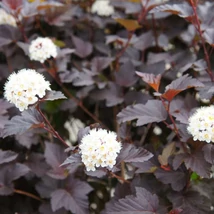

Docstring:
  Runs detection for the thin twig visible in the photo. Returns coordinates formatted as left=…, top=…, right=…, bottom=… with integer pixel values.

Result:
left=189, top=0, right=214, bottom=82
left=14, top=189, right=43, bottom=202
left=36, top=105, right=69, bottom=147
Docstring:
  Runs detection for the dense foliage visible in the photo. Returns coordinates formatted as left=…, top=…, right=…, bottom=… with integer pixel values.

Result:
left=1, top=0, right=214, bottom=213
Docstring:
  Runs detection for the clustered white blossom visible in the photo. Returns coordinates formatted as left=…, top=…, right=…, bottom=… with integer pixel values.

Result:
left=29, top=37, right=57, bottom=63
left=0, top=8, right=17, bottom=27
left=91, top=0, right=114, bottom=16
left=79, top=129, right=122, bottom=171
left=4, top=69, right=51, bottom=111
left=187, top=106, right=214, bottom=143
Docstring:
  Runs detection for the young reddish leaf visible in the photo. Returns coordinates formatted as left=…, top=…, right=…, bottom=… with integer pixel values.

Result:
left=158, top=142, right=176, bottom=166
left=154, top=169, right=187, bottom=191
left=149, top=3, right=193, bottom=18
left=2, top=0, right=23, bottom=11
left=162, top=74, right=204, bottom=101
left=115, top=18, right=142, bottom=31
left=72, top=35, right=93, bottom=58
left=44, top=142, right=67, bottom=179
left=104, top=187, right=159, bottom=213
left=136, top=72, right=161, bottom=92
left=2, top=108, right=43, bottom=138
left=51, top=176, right=93, bottom=214
left=117, top=100, right=167, bottom=126
left=117, top=143, right=153, bottom=164
left=202, top=144, right=214, bottom=165
left=44, top=90, right=67, bottom=101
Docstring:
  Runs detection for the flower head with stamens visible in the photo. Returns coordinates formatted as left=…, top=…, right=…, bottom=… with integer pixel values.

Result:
left=187, top=106, right=214, bottom=143
left=0, top=9, right=17, bottom=27
left=91, top=0, right=114, bottom=16
left=29, top=37, right=57, bottom=63
left=79, top=129, right=122, bottom=171
left=4, top=69, right=51, bottom=111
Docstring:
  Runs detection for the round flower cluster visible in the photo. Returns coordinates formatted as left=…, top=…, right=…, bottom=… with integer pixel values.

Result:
left=79, top=129, right=122, bottom=171
left=4, top=69, right=51, bottom=111
left=0, top=9, right=17, bottom=27
left=91, top=0, right=114, bottom=16
left=29, top=37, right=57, bottom=63
left=187, top=106, right=214, bottom=143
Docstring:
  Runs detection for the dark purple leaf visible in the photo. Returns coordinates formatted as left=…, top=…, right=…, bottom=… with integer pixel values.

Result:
left=154, top=169, right=187, bottom=191
left=51, top=176, right=93, bottom=214
left=115, top=60, right=138, bottom=87
left=138, top=61, right=165, bottom=75
left=44, top=90, right=67, bottom=101
left=44, top=142, right=67, bottom=179
left=124, top=91, right=152, bottom=105
left=168, top=190, right=211, bottom=214
left=149, top=3, right=193, bottom=18
left=16, top=41, right=30, bottom=55
left=173, top=151, right=211, bottom=178
left=85, top=169, right=107, bottom=178
left=36, top=176, right=59, bottom=199
left=204, top=28, right=214, bottom=45
left=91, top=57, right=113, bottom=73
left=72, top=35, right=93, bottom=58
left=0, top=25, right=21, bottom=47
left=117, top=143, right=153, bottom=164
left=133, top=31, right=154, bottom=51
left=25, top=153, right=50, bottom=177
left=104, top=187, right=159, bottom=214
left=2, top=108, right=43, bottom=138
left=15, top=130, right=40, bottom=148
left=0, top=150, right=17, bottom=165
left=0, top=163, right=30, bottom=195
left=90, top=82, right=124, bottom=107
left=202, top=144, right=214, bottom=165
left=117, top=100, right=167, bottom=126
left=77, top=126, right=90, bottom=144
left=39, top=203, right=67, bottom=214
left=60, top=153, right=82, bottom=168
left=162, top=74, right=204, bottom=101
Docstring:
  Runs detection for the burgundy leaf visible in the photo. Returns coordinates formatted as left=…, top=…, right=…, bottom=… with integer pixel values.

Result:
left=0, top=150, right=17, bottom=165
left=91, top=57, right=113, bottom=73
left=117, top=100, right=167, bottom=126
left=168, top=190, right=211, bottom=214
left=25, top=153, right=49, bottom=177
left=44, top=90, right=67, bottom=101
left=154, top=169, right=187, bottom=191
left=162, top=74, right=204, bottom=101
left=72, top=35, right=93, bottom=58
left=202, top=144, right=214, bottom=164
left=115, top=60, right=138, bottom=87
left=2, top=108, right=43, bottom=138
left=104, top=187, right=159, bottom=214
left=117, top=143, right=153, bottom=164
left=51, top=177, right=93, bottom=214
left=0, top=163, right=30, bottom=195
left=149, top=3, right=193, bottom=18
left=90, top=82, right=124, bottom=107
left=136, top=72, right=161, bottom=92
left=44, top=142, right=67, bottom=179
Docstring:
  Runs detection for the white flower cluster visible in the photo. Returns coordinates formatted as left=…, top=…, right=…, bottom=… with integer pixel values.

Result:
left=29, top=37, right=57, bottom=63
left=4, top=69, right=51, bottom=111
left=79, top=129, right=122, bottom=171
left=0, top=9, right=17, bottom=27
left=91, top=0, right=114, bottom=16
left=187, top=106, right=214, bottom=143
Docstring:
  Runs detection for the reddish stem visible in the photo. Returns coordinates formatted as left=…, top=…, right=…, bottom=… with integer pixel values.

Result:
left=14, top=189, right=42, bottom=202
left=36, top=105, right=69, bottom=147
left=189, top=0, right=214, bottom=82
